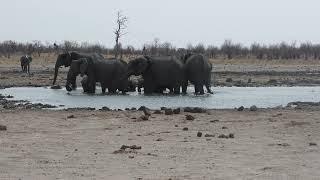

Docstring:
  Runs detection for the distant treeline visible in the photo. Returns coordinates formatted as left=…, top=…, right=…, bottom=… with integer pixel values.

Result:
left=1, top=39, right=320, bottom=60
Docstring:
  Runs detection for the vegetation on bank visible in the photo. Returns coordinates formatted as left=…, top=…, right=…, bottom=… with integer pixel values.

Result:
left=1, top=39, right=320, bottom=61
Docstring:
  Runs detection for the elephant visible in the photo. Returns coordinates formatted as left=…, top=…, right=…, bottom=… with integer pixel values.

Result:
left=81, top=75, right=95, bottom=93
left=126, top=56, right=184, bottom=94
left=181, top=53, right=213, bottom=94
left=20, top=55, right=32, bottom=74
left=52, top=52, right=104, bottom=89
left=65, top=57, right=128, bottom=94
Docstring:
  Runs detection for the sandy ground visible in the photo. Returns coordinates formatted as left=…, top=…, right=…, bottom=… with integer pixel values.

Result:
left=0, top=54, right=320, bottom=179
left=0, top=108, right=319, bottom=179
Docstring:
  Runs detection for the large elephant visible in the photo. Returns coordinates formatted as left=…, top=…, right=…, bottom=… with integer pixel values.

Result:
left=52, top=52, right=104, bottom=86
left=126, top=56, right=184, bottom=94
left=65, top=58, right=128, bottom=94
left=181, top=53, right=213, bottom=94
left=20, top=55, right=32, bottom=74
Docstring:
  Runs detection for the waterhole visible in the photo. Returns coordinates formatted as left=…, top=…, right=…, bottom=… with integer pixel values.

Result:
left=1, top=86, right=319, bottom=109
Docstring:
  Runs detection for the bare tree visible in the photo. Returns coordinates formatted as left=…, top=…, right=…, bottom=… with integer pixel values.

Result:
left=114, top=11, right=128, bottom=59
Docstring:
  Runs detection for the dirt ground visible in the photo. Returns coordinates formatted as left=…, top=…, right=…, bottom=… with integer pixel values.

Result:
left=0, top=54, right=320, bottom=179
left=0, top=108, right=319, bottom=179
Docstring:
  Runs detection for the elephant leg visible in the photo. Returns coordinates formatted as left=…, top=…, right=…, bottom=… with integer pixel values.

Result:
left=101, top=87, right=106, bottom=94
left=27, top=64, right=30, bottom=74
left=205, top=84, right=213, bottom=94
left=182, top=81, right=188, bottom=94
left=144, top=84, right=155, bottom=95
left=194, top=84, right=204, bottom=95
left=173, top=85, right=180, bottom=94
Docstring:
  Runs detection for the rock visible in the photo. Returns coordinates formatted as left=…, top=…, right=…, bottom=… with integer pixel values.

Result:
left=125, top=108, right=130, bottom=111
left=222, top=126, right=228, bottom=129
left=247, top=78, right=252, bottom=83
left=309, top=142, right=317, bottom=146
left=173, top=108, right=181, bottom=114
left=50, top=85, right=62, bottom=89
left=131, top=107, right=137, bottom=111
left=184, top=107, right=206, bottom=113
left=143, top=108, right=151, bottom=116
left=210, top=120, right=219, bottom=123
left=138, top=106, right=149, bottom=111
left=0, top=125, right=7, bottom=131
left=183, top=107, right=192, bottom=112
left=185, top=114, right=195, bottom=121
left=6, top=95, right=13, bottom=98
left=117, top=109, right=123, bottom=111
left=153, top=110, right=162, bottom=114
left=160, top=107, right=167, bottom=110
left=204, top=134, right=214, bottom=137
left=249, top=105, right=258, bottom=111
left=226, top=78, right=233, bottom=82
left=67, top=115, right=75, bottom=119
left=182, top=127, right=188, bottom=131
left=128, top=155, right=134, bottom=159
left=155, top=138, right=164, bottom=141
left=174, top=125, right=178, bottom=127
left=100, top=106, right=110, bottom=111
left=229, top=133, right=234, bottom=138
left=120, top=145, right=142, bottom=150
left=237, top=106, right=244, bottom=111
left=197, top=132, right=202, bottom=137
left=218, top=134, right=229, bottom=139
left=164, top=108, right=173, bottom=115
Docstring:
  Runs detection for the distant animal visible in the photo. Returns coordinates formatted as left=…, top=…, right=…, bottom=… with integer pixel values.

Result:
left=20, top=55, right=32, bottom=74
left=181, top=53, right=213, bottom=94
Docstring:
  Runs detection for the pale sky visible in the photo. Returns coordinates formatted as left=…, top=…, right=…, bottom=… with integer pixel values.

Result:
left=1, top=0, right=320, bottom=48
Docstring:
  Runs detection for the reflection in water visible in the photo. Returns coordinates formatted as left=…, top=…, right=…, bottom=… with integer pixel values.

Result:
left=0, top=86, right=320, bottom=109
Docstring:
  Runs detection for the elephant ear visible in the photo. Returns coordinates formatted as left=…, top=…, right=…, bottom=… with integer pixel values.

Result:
left=79, top=58, right=88, bottom=77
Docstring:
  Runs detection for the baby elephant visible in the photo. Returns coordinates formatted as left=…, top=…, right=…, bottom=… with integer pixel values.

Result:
left=20, top=55, right=32, bottom=74
left=81, top=76, right=95, bottom=94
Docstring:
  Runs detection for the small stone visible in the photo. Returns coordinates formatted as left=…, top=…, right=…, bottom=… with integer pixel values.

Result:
left=174, top=125, right=178, bottom=127
left=182, top=127, right=188, bottom=131
left=197, top=132, right=202, bottom=137
left=222, top=126, right=228, bottom=129
left=153, top=110, right=162, bottom=114
left=128, top=155, right=134, bottom=159
left=74, top=149, right=78, bottom=151
left=164, top=108, right=173, bottom=115
left=94, top=152, right=98, bottom=155
left=0, top=125, right=7, bottom=131
left=309, top=142, right=317, bottom=146
left=218, top=134, right=229, bottom=139
left=156, top=138, right=164, bottom=141
left=67, top=115, right=75, bottom=119
left=237, top=106, right=244, bottom=111
left=125, top=108, right=130, bottom=111
left=185, top=114, right=195, bottom=120
left=138, top=106, right=148, bottom=111
left=229, top=133, right=234, bottom=138
left=131, top=107, right=137, bottom=111
left=100, top=106, right=110, bottom=111
left=160, top=107, right=167, bottom=110
left=117, top=109, right=123, bottom=111
left=50, top=85, right=62, bottom=89
left=173, top=108, right=181, bottom=114
left=210, top=120, right=219, bottom=123
left=183, top=107, right=192, bottom=112
left=204, top=134, right=214, bottom=137
left=249, top=105, right=258, bottom=111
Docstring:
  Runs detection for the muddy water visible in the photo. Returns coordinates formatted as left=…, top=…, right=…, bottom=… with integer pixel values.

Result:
left=1, top=87, right=320, bottom=109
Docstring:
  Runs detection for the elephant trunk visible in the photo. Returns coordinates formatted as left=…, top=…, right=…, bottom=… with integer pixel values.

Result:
left=53, top=60, right=62, bottom=85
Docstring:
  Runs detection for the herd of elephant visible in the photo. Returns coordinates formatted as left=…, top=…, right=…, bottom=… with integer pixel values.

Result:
left=52, top=52, right=213, bottom=95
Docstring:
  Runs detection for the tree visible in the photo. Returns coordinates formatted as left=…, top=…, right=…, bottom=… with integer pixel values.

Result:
left=114, top=11, right=128, bottom=59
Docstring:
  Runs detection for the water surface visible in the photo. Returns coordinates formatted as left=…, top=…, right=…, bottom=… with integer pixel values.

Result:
left=1, top=86, right=319, bottom=109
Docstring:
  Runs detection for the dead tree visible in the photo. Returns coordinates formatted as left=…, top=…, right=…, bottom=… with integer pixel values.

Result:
left=114, top=11, right=128, bottom=59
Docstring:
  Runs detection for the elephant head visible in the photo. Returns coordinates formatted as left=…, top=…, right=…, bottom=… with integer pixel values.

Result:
left=65, top=58, right=89, bottom=92
left=53, top=52, right=72, bottom=85
left=126, top=56, right=152, bottom=77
